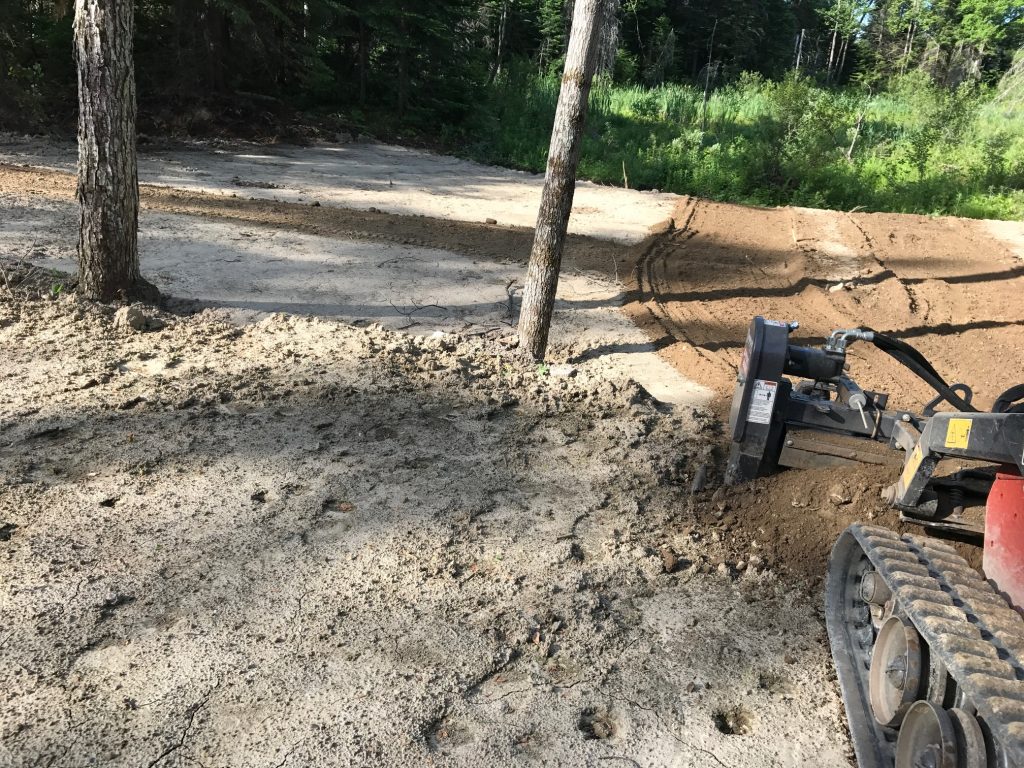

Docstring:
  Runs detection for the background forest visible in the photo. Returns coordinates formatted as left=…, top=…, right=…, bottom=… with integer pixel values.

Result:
left=2, top=0, right=1023, bottom=218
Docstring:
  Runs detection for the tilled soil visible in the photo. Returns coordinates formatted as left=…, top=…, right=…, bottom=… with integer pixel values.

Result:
left=627, top=196, right=1024, bottom=411
left=624, top=196, right=1024, bottom=580
left=0, top=285, right=851, bottom=767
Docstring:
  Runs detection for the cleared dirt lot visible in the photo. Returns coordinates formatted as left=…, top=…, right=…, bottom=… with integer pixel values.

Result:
left=1, top=288, right=847, bottom=768
left=628, top=196, right=1024, bottom=413
left=1, top=137, right=1022, bottom=767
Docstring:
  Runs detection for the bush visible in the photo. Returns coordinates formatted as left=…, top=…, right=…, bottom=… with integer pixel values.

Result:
left=454, top=66, right=1024, bottom=221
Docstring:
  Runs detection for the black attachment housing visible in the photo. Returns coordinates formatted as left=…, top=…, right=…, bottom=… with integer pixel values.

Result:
left=726, top=317, right=917, bottom=485
left=725, top=317, right=792, bottom=483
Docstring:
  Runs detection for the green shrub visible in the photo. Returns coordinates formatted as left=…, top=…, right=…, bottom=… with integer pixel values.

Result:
left=454, top=67, right=1024, bottom=221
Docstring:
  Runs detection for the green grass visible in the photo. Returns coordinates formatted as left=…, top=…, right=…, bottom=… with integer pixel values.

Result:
left=456, top=67, right=1024, bottom=221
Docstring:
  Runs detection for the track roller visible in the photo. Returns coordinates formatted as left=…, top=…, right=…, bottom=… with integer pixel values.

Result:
left=895, top=702, right=986, bottom=768
left=870, top=616, right=924, bottom=727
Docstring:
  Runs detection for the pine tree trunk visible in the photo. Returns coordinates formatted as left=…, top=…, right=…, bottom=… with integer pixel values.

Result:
left=396, top=14, right=409, bottom=117
left=74, top=0, right=153, bottom=302
left=517, top=0, right=605, bottom=361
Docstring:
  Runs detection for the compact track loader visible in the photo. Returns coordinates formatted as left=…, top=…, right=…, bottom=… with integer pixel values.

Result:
left=725, top=316, right=1024, bottom=768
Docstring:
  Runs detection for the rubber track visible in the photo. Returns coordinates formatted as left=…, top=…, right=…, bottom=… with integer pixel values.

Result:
left=850, top=523, right=1024, bottom=764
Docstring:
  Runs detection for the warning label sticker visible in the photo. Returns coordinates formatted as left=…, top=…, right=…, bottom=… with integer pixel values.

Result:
left=746, top=379, right=778, bottom=425
left=944, top=418, right=973, bottom=450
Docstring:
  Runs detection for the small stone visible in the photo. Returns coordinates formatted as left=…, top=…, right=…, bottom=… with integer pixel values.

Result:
left=685, top=681, right=697, bottom=693
left=485, top=217, right=498, bottom=225
left=659, top=547, right=679, bottom=574
left=548, top=364, right=576, bottom=378
left=113, top=306, right=146, bottom=332
left=828, top=483, right=852, bottom=505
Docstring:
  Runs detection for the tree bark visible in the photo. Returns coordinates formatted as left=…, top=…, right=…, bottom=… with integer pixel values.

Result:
left=701, top=19, right=718, bottom=131
left=397, top=14, right=409, bottom=117
left=489, top=0, right=509, bottom=83
left=517, top=0, right=605, bottom=361
left=827, top=26, right=839, bottom=82
left=74, top=0, right=153, bottom=302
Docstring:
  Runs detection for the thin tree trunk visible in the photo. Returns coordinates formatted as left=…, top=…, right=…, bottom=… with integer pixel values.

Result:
left=358, top=19, right=368, bottom=104
left=173, top=0, right=185, bottom=95
left=846, top=113, right=863, bottom=161
left=517, top=0, right=605, bottom=361
left=795, top=28, right=804, bottom=73
left=397, top=15, right=409, bottom=117
left=74, top=0, right=154, bottom=302
left=490, top=0, right=509, bottom=82
left=902, top=20, right=915, bottom=74
left=701, top=19, right=717, bottom=131
left=827, top=26, right=839, bottom=82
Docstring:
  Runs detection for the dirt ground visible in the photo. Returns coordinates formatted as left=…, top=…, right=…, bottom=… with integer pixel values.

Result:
left=2, top=136, right=1023, bottom=767
left=0, top=161, right=710, bottom=408
left=628, top=196, right=1024, bottom=412
left=1, top=278, right=849, bottom=768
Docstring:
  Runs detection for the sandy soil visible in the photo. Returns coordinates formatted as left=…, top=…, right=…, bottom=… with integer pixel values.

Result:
left=0, top=281, right=850, bottom=768
left=3, top=135, right=1024, bottom=767
left=0, top=162, right=710, bottom=408
left=0, top=137, right=676, bottom=244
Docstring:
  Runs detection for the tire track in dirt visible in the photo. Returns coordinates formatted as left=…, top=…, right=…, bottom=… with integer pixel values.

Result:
left=629, top=198, right=734, bottom=383
left=624, top=198, right=1024, bottom=414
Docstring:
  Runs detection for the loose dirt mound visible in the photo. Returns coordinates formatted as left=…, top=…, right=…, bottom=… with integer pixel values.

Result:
left=0, top=293, right=851, bottom=767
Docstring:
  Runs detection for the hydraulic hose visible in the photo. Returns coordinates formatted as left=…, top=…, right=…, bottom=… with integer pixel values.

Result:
left=993, top=384, right=1024, bottom=414
left=862, top=328, right=979, bottom=413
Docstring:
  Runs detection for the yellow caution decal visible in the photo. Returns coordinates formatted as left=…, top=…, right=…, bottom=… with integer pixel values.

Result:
left=944, top=418, right=973, bottom=450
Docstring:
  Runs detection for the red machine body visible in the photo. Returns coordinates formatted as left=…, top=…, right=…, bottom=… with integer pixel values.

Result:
left=984, top=471, right=1024, bottom=612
